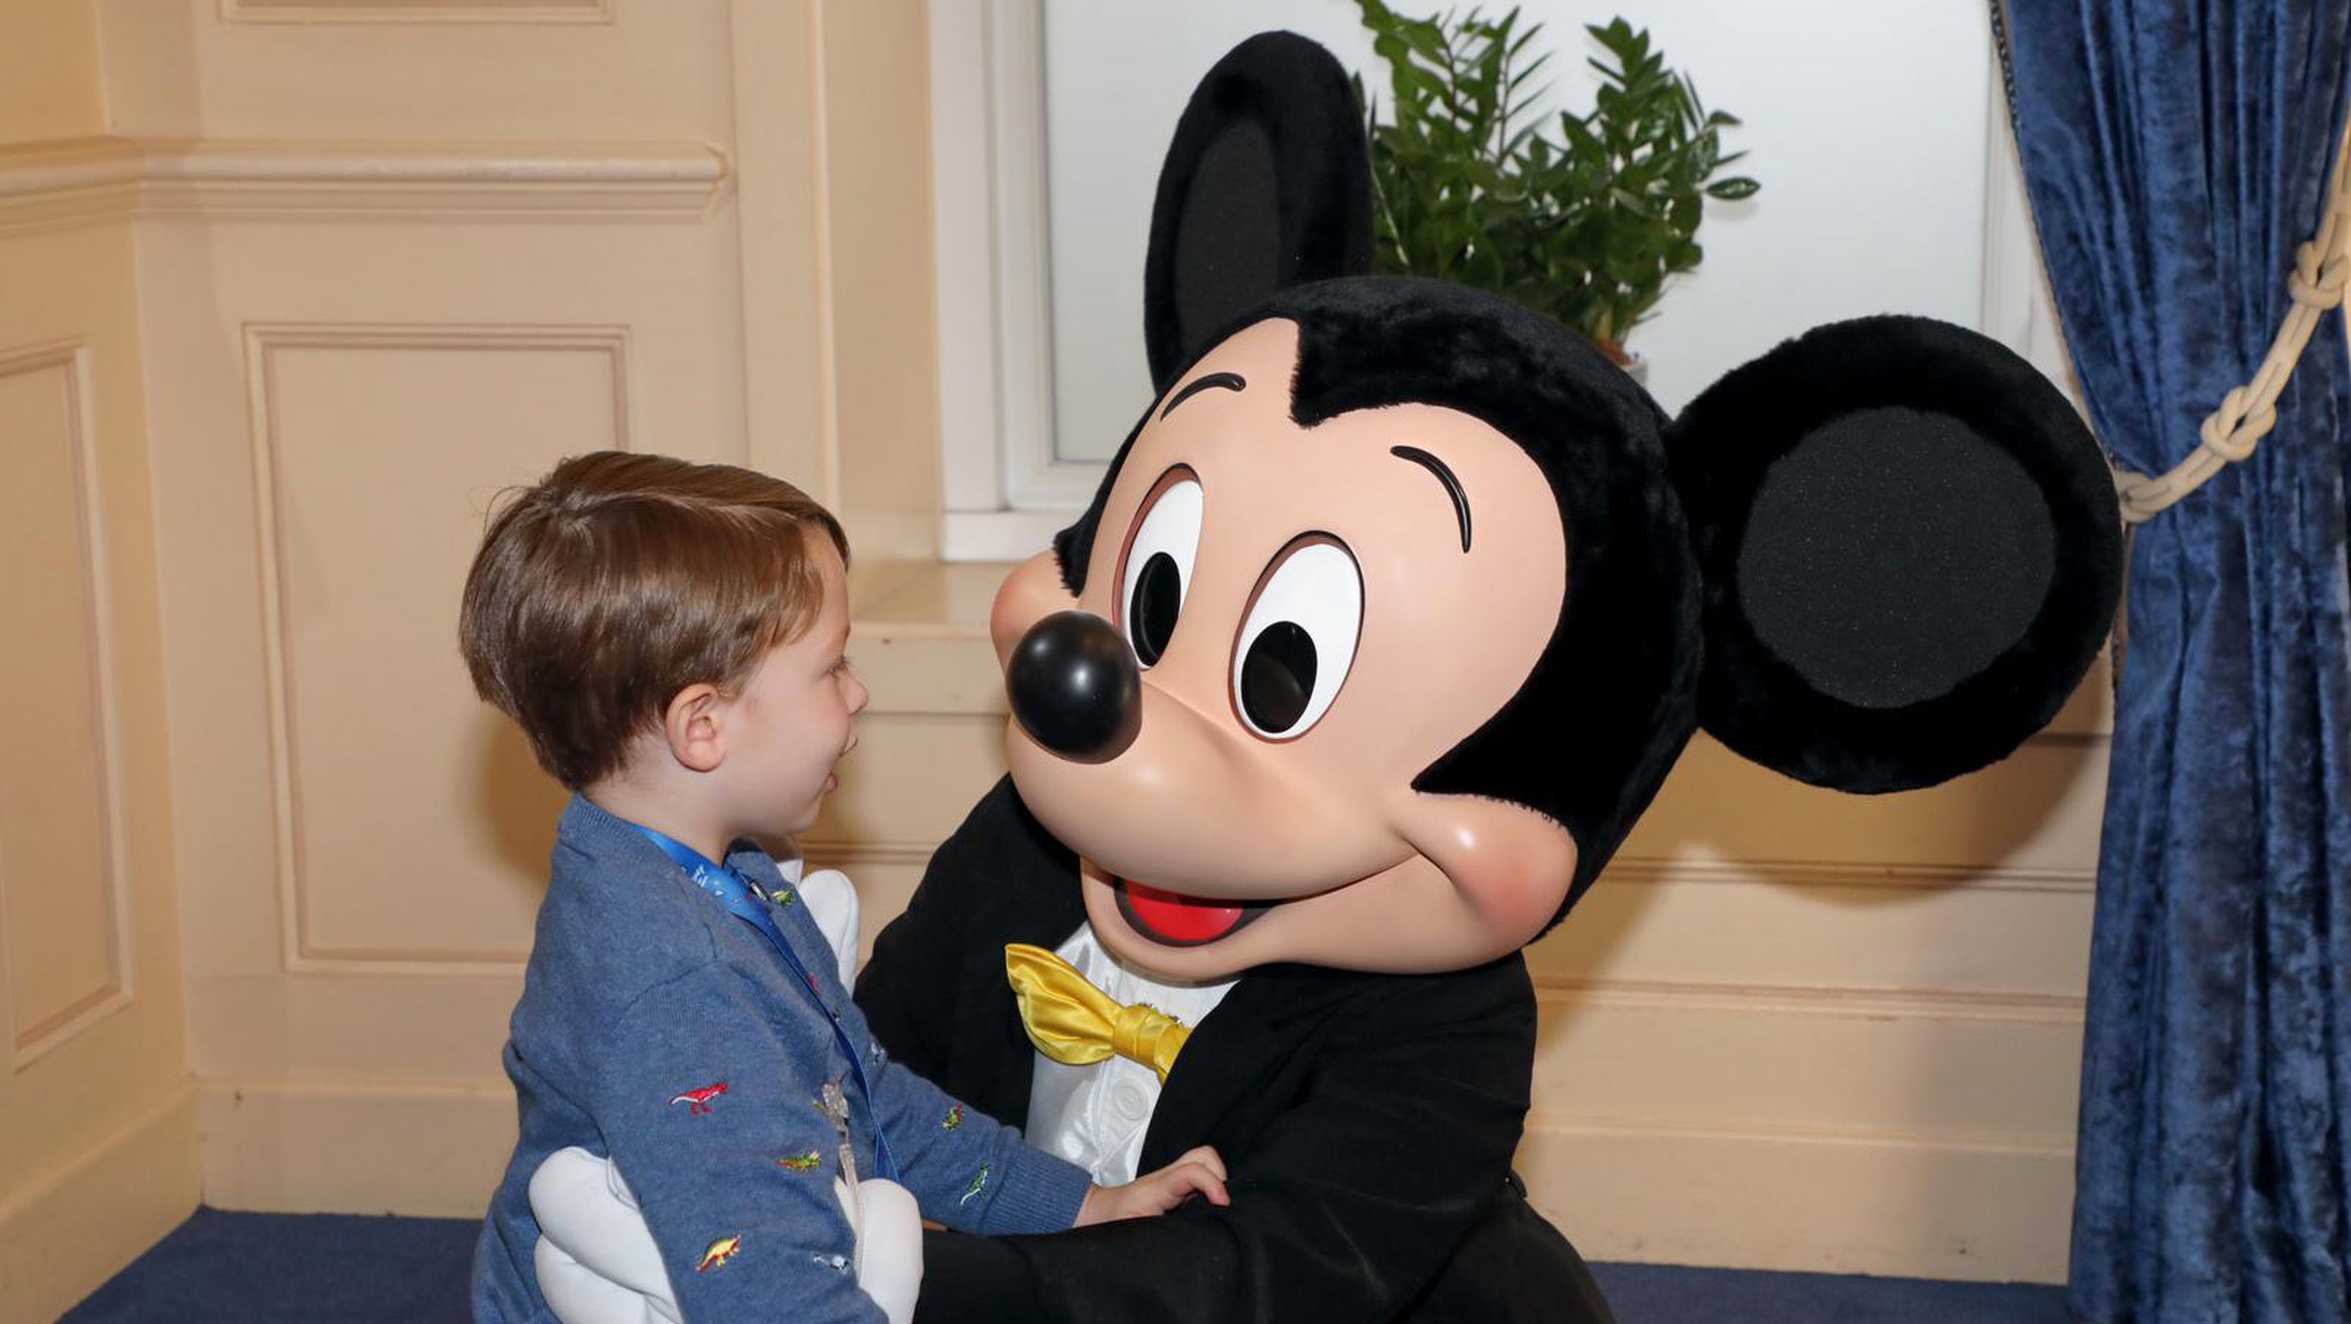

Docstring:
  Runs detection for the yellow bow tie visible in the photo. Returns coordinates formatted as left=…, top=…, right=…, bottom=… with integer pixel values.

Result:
left=1004, top=943, right=1192, bottom=1084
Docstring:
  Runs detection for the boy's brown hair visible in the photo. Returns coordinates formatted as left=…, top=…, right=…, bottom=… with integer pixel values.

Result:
left=459, top=451, right=849, bottom=790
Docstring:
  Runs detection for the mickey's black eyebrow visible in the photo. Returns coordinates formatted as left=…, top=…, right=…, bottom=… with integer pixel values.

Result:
left=1159, top=372, right=1246, bottom=420
left=1391, top=445, right=1472, bottom=553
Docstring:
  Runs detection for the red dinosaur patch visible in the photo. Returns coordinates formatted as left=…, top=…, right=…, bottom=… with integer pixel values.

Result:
left=670, top=1082, right=729, bottom=1116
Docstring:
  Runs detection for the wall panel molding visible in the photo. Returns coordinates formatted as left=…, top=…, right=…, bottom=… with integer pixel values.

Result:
left=0, top=339, right=136, bottom=1072
left=0, top=139, right=142, bottom=236
left=1528, top=1106, right=2073, bottom=1160
left=0, top=137, right=727, bottom=234
left=1600, top=853, right=2094, bottom=896
left=220, top=0, right=613, bottom=24
left=244, top=323, right=629, bottom=976
left=1535, top=974, right=2083, bottom=1026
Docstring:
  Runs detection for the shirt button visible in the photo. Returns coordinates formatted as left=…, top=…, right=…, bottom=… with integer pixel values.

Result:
left=1113, top=1083, right=1148, bottom=1121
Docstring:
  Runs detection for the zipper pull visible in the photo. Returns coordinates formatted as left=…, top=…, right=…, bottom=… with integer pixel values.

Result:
left=820, top=1080, right=861, bottom=1189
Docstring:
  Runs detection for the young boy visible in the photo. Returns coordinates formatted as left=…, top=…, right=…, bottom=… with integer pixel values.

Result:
left=464, top=453, right=1225, bottom=1323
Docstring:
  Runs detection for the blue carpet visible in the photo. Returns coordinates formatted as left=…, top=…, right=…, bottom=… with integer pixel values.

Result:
left=62, top=1208, right=2072, bottom=1322
left=64, top=1209, right=478, bottom=1323
left=1590, top=1260, right=2070, bottom=1323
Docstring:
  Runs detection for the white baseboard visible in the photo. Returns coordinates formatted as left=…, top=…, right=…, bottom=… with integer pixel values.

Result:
left=0, top=1081, right=201, bottom=1324
left=1521, top=1113, right=2074, bottom=1284
left=198, top=1078, right=518, bottom=1220
left=192, top=1075, right=2074, bottom=1284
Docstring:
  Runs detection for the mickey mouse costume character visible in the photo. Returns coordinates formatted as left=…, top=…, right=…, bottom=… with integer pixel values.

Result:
left=530, top=30, right=2120, bottom=1324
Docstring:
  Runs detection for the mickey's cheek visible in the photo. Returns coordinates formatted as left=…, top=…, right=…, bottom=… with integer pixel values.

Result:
left=1387, top=789, right=1579, bottom=948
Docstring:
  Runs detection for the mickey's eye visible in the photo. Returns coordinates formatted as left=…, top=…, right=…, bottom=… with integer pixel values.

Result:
left=1118, top=470, right=1202, bottom=669
left=1232, top=536, right=1362, bottom=739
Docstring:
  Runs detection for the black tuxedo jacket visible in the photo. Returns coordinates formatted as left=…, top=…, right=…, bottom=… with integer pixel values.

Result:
left=854, top=778, right=1615, bottom=1323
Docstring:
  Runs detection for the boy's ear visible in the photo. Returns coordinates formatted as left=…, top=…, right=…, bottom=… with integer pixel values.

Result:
left=662, top=682, right=727, bottom=774
left=1143, top=30, right=1372, bottom=392
left=1667, top=315, right=2122, bottom=793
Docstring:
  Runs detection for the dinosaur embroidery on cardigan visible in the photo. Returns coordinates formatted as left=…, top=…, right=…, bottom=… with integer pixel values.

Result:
left=696, top=1235, right=743, bottom=1273
left=670, top=1082, right=729, bottom=1116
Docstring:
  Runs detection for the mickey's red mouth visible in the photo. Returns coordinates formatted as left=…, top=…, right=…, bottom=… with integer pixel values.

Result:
left=1113, top=877, right=1272, bottom=947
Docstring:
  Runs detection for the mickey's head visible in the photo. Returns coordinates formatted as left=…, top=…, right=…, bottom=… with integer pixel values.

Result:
left=991, top=32, right=2120, bottom=982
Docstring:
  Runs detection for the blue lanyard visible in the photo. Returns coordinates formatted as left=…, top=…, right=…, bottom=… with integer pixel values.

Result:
left=628, top=822, right=900, bottom=1182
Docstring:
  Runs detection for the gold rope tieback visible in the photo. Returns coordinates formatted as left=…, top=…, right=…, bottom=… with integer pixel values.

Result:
left=2110, top=111, right=2351, bottom=523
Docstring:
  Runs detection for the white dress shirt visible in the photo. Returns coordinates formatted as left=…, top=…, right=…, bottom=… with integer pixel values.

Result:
left=1023, top=923, right=1238, bottom=1185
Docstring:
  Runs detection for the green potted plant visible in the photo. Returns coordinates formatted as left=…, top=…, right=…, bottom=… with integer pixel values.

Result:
left=1350, top=0, right=1758, bottom=373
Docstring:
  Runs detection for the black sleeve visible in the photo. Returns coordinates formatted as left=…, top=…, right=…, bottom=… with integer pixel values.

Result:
left=913, top=960, right=1540, bottom=1324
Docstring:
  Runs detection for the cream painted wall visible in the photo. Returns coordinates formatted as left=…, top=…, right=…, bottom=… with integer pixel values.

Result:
left=0, top=225, right=199, bottom=1324
left=0, top=2, right=105, bottom=142
left=0, top=10, right=199, bottom=1323
left=87, top=0, right=945, bottom=1218
left=823, top=0, right=946, bottom=560
left=5, top=0, right=2109, bottom=1310
left=98, top=0, right=766, bottom=1219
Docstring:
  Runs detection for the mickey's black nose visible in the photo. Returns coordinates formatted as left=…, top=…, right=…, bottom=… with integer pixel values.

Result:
left=1006, top=611, right=1141, bottom=764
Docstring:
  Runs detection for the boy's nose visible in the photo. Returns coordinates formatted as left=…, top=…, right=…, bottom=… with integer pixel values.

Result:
left=1005, top=611, right=1141, bottom=764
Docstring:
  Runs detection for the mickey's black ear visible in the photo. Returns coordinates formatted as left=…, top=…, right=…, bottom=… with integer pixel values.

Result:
left=1669, top=316, right=2121, bottom=793
left=1143, top=31, right=1373, bottom=392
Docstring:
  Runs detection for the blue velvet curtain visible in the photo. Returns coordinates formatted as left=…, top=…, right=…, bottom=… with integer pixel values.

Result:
left=2002, top=3, right=2351, bottom=1320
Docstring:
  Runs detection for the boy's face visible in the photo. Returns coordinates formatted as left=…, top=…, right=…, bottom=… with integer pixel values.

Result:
left=720, top=539, right=867, bottom=837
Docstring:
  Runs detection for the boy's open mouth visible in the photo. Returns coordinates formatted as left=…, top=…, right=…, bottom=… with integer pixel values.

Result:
left=1113, top=876, right=1272, bottom=946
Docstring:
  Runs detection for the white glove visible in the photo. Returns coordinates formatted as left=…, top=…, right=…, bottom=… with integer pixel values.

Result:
left=531, top=1147, right=681, bottom=1324
left=845, top=1176, right=923, bottom=1324
left=528, top=1147, right=920, bottom=1324
left=794, top=865, right=862, bottom=989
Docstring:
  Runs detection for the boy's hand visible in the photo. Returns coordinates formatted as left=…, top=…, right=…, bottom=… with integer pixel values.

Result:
left=1072, top=1146, right=1230, bottom=1226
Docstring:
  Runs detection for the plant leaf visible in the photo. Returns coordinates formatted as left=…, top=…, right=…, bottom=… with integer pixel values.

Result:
left=1354, top=0, right=1752, bottom=341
